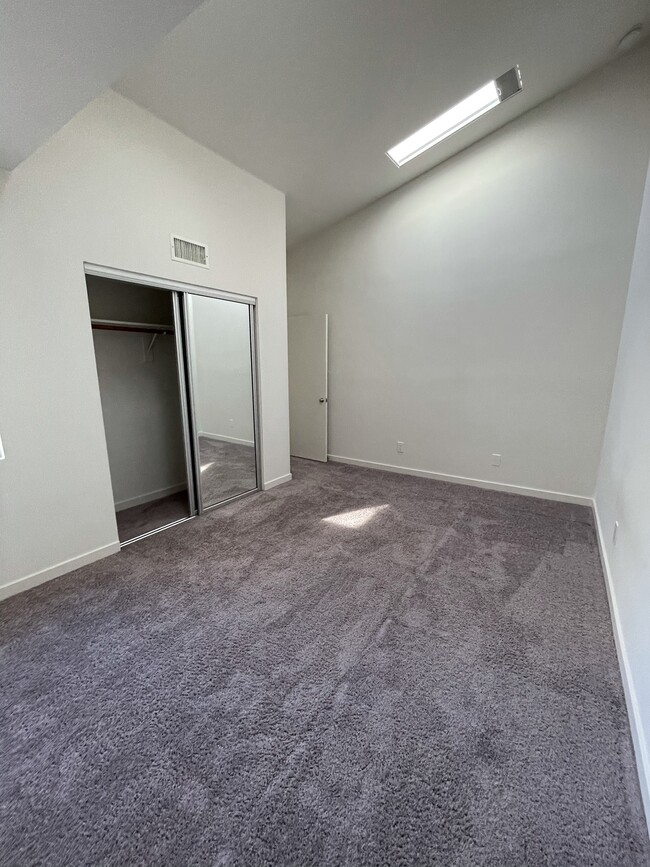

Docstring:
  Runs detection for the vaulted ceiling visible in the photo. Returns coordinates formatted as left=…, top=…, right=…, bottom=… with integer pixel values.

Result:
left=3, top=0, right=650, bottom=246
left=116, top=0, right=650, bottom=245
left=0, top=0, right=204, bottom=170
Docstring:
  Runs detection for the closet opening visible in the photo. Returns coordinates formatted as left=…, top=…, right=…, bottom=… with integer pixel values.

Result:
left=85, top=267, right=261, bottom=546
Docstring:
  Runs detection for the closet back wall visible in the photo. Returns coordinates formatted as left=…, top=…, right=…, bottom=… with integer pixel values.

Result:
left=288, top=46, right=650, bottom=500
left=0, top=90, right=289, bottom=599
left=88, top=278, right=186, bottom=511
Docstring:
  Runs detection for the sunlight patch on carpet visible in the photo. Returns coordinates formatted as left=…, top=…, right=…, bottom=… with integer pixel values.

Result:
left=322, top=504, right=389, bottom=529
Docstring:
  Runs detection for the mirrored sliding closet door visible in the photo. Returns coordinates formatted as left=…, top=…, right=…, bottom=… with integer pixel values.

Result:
left=184, top=293, right=258, bottom=512
left=87, top=268, right=260, bottom=545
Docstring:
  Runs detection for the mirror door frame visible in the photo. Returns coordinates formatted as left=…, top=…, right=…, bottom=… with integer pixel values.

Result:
left=181, top=290, right=261, bottom=514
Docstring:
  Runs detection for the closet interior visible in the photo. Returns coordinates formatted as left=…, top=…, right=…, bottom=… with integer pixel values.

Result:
left=86, top=273, right=259, bottom=544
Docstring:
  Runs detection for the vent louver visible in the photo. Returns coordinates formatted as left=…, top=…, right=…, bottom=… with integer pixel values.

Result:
left=170, top=235, right=209, bottom=268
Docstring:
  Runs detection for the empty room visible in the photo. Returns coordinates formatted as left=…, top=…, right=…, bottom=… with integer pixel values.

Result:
left=1, top=0, right=649, bottom=864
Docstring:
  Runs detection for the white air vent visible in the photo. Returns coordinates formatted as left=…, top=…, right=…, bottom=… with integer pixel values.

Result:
left=170, top=234, right=209, bottom=268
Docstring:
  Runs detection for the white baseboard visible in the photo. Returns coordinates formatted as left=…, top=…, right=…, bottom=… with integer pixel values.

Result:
left=327, top=454, right=591, bottom=506
left=263, top=473, right=292, bottom=490
left=115, top=483, right=186, bottom=512
left=592, top=501, right=650, bottom=826
left=0, top=541, right=121, bottom=602
left=199, top=431, right=255, bottom=447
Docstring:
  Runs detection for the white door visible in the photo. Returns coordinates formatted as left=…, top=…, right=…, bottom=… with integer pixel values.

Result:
left=288, top=314, right=328, bottom=461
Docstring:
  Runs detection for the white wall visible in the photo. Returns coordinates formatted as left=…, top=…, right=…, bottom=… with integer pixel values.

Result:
left=288, top=46, right=650, bottom=502
left=188, top=295, right=255, bottom=444
left=88, top=277, right=187, bottom=510
left=0, top=90, right=290, bottom=598
left=93, top=329, right=188, bottom=509
left=92, top=330, right=187, bottom=510
left=595, top=156, right=650, bottom=821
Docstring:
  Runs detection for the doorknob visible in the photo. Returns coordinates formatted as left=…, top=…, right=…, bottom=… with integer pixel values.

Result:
left=319, top=397, right=327, bottom=403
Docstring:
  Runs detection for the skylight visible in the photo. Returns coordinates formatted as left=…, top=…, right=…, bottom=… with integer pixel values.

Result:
left=386, top=66, right=522, bottom=167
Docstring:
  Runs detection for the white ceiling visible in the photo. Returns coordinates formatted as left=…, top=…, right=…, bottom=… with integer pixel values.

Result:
left=116, top=0, right=650, bottom=246
left=4, top=1, right=649, bottom=244
left=0, top=0, right=205, bottom=170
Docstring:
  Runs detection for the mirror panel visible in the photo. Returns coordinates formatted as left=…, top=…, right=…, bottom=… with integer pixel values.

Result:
left=187, top=294, right=257, bottom=509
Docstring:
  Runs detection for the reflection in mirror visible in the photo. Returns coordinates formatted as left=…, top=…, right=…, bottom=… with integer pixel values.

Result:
left=188, top=294, right=257, bottom=509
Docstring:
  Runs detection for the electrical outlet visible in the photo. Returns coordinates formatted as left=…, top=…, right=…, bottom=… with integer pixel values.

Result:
left=396, top=441, right=405, bottom=454
left=491, top=453, right=502, bottom=467
left=613, top=521, right=620, bottom=546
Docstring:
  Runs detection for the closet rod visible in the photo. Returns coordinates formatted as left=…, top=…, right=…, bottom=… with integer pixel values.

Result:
left=90, top=318, right=174, bottom=335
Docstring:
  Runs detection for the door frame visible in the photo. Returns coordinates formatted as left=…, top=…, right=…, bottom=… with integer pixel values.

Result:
left=84, top=263, right=257, bottom=305
left=84, top=262, right=263, bottom=536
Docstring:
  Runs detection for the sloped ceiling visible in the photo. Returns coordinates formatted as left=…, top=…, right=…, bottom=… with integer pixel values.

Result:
left=0, top=0, right=205, bottom=169
left=116, top=0, right=650, bottom=245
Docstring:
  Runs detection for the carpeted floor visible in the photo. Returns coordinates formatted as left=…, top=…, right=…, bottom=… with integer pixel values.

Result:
left=114, top=440, right=256, bottom=542
left=199, top=436, right=257, bottom=507
left=1, top=459, right=648, bottom=866
left=116, top=490, right=190, bottom=542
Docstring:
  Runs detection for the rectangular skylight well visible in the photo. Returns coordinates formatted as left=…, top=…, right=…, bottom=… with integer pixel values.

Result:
left=386, top=66, right=522, bottom=167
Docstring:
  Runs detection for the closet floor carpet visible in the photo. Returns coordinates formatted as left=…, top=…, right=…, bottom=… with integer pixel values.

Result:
left=1, top=459, right=648, bottom=866
left=116, top=491, right=190, bottom=542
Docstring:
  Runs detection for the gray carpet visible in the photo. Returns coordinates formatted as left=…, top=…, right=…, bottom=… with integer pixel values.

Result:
left=115, top=438, right=256, bottom=543
left=116, top=490, right=190, bottom=542
left=198, top=436, right=257, bottom=507
left=1, top=459, right=648, bottom=866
